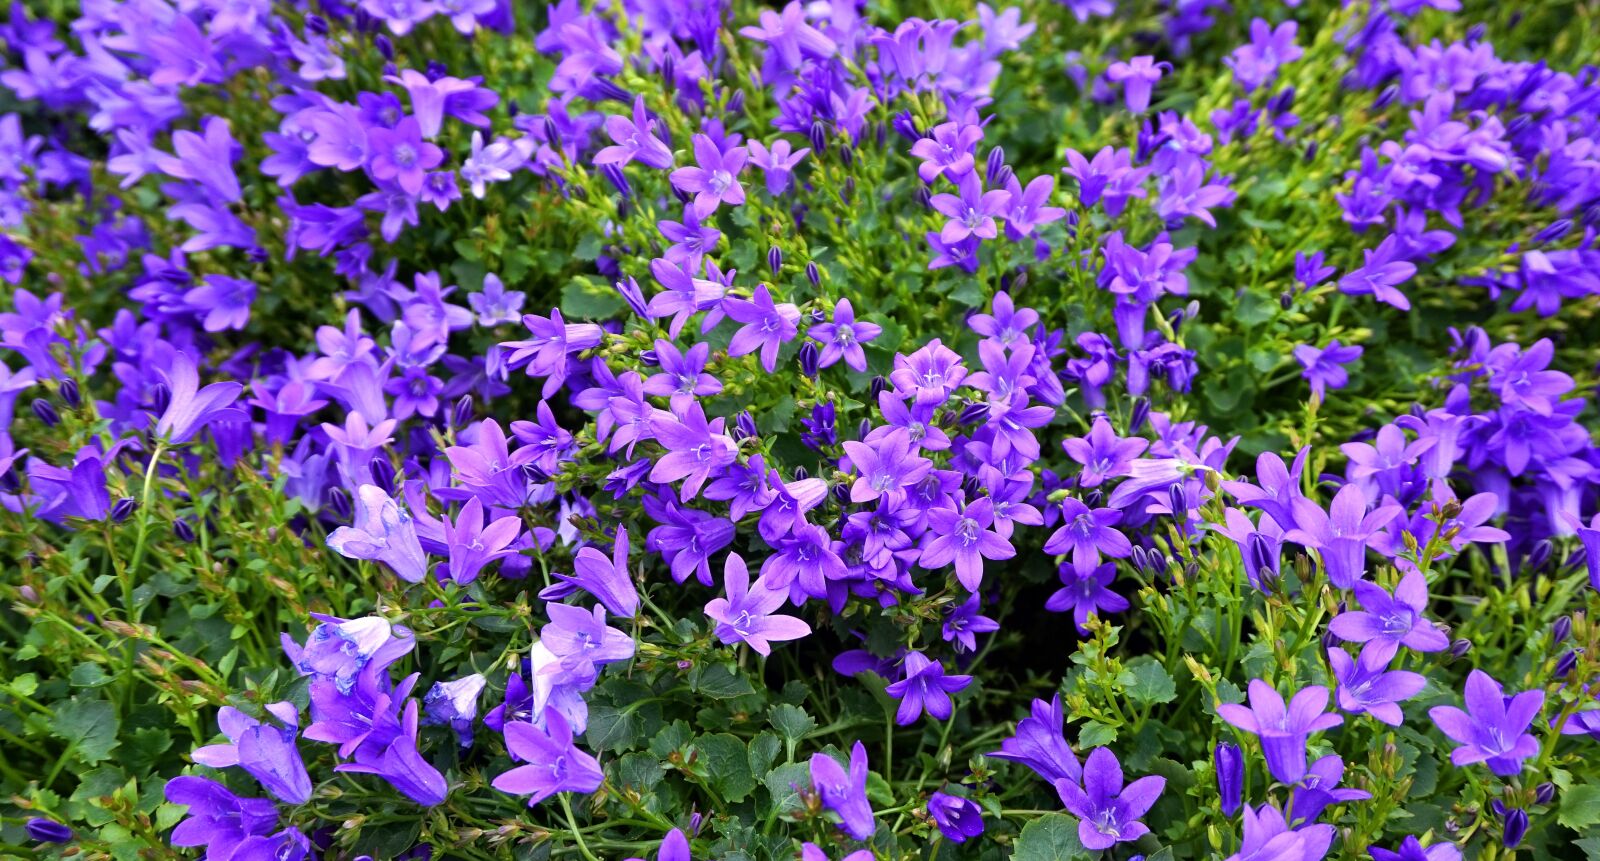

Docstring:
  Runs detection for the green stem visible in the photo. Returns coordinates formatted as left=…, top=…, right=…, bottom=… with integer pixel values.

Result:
left=558, top=793, right=601, bottom=861
left=124, top=440, right=168, bottom=623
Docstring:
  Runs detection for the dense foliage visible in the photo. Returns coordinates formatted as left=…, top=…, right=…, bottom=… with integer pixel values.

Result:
left=2, top=0, right=1600, bottom=859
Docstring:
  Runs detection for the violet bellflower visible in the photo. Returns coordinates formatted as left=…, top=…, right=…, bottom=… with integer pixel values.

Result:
left=1053, top=746, right=1166, bottom=851
left=989, top=694, right=1082, bottom=784
left=541, top=525, right=639, bottom=618
left=1226, top=803, right=1334, bottom=861
left=164, top=776, right=280, bottom=858
left=844, top=432, right=932, bottom=504
left=1294, top=340, right=1363, bottom=401
left=326, top=484, right=430, bottom=583
left=192, top=702, right=314, bottom=805
left=807, top=298, right=882, bottom=372
left=1217, top=680, right=1343, bottom=783
left=748, top=138, right=810, bottom=196
left=624, top=828, right=692, bottom=861
left=724, top=283, right=800, bottom=372
left=1370, top=836, right=1463, bottom=861
left=910, top=121, right=984, bottom=183
left=738, top=1, right=837, bottom=68
left=1046, top=561, right=1130, bottom=634
left=704, top=551, right=812, bottom=655
left=1285, top=484, right=1403, bottom=589
left=919, top=496, right=1016, bottom=592
left=441, top=496, right=522, bottom=584
left=423, top=673, right=486, bottom=747
left=809, top=741, right=876, bottom=840
left=500, top=309, right=606, bottom=398
left=492, top=706, right=604, bottom=805
left=929, top=172, right=1010, bottom=244
left=642, top=339, right=722, bottom=409
left=1289, top=754, right=1372, bottom=824
left=1106, top=56, right=1168, bottom=113
left=154, top=351, right=246, bottom=444
left=1328, top=645, right=1426, bottom=726
left=670, top=134, right=748, bottom=218
left=540, top=603, right=634, bottom=684
left=648, top=402, right=738, bottom=501
left=1428, top=669, right=1544, bottom=777
left=1327, top=570, right=1449, bottom=663
left=885, top=651, right=972, bottom=725
left=594, top=96, right=674, bottom=170
left=927, top=791, right=985, bottom=843
left=335, top=699, right=449, bottom=806
left=1338, top=235, right=1416, bottom=311
left=1044, top=497, right=1133, bottom=575
left=1216, top=742, right=1244, bottom=816
left=281, top=614, right=415, bottom=695
left=1061, top=416, right=1148, bottom=487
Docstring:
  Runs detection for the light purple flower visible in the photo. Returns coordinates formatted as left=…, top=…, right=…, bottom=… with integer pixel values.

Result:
left=1053, top=747, right=1165, bottom=851
left=1217, top=680, right=1343, bottom=783
left=704, top=551, right=811, bottom=656
left=1429, top=669, right=1543, bottom=777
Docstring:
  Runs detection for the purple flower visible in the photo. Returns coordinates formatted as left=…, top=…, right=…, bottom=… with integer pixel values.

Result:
left=670, top=134, right=749, bottom=218
left=156, top=117, right=242, bottom=203
left=942, top=593, right=999, bottom=653
left=1061, top=146, right=1150, bottom=216
left=1106, top=56, right=1168, bottom=113
left=441, top=497, right=522, bottom=584
left=336, top=699, right=449, bottom=806
left=541, top=525, right=639, bottom=618
left=1226, top=19, right=1303, bottom=93
left=1045, top=562, right=1129, bottom=634
left=763, top=522, right=847, bottom=597
left=1002, top=174, right=1068, bottom=240
left=1290, top=754, right=1371, bottom=824
left=845, top=432, right=932, bottom=505
left=469, top=273, right=526, bottom=327
left=910, top=122, right=984, bottom=183
left=154, top=352, right=246, bottom=444
left=1061, top=417, right=1148, bottom=487
left=1217, top=742, right=1244, bottom=816
left=1053, top=747, right=1165, bottom=851
left=1329, top=646, right=1425, bottom=726
left=192, top=703, right=313, bottom=805
left=1575, top=513, right=1600, bottom=591
left=809, top=741, right=876, bottom=840
left=1285, top=484, right=1403, bottom=589
left=492, top=707, right=604, bottom=805
left=890, top=339, right=968, bottom=405
left=928, top=792, right=984, bottom=843
left=885, top=651, right=972, bottom=725
left=919, top=496, right=1016, bottom=592
left=989, top=694, right=1082, bottom=784
left=644, top=339, right=722, bottom=409
left=738, top=1, right=837, bottom=68
left=1429, top=669, right=1543, bottom=777
left=704, top=551, right=811, bottom=655
left=644, top=494, right=735, bottom=586
left=1293, top=340, right=1363, bottom=400
left=748, top=139, right=810, bottom=196
left=649, top=402, right=737, bottom=501
left=1226, top=804, right=1334, bottom=861
left=164, top=776, right=280, bottom=858
left=594, top=96, right=674, bottom=170
left=423, top=673, right=487, bottom=747
left=1221, top=448, right=1308, bottom=532
left=327, top=485, right=430, bottom=583
left=500, top=309, right=606, bottom=398
left=725, top=284, right=800, bottom=372
left=1327, top=570, right=1449, bottom=662
left=281, top=614, right=414, bottom=695
left=807, top=299, right=881, bottom=372
left=929, top=173, right=1010, bottom=244
left=368, top=117, right=444, bottom=196
left=1339, top=236, right=1416, bottom=311
left=1217, top=680, right=1343, bottom=783
left=541, top=603, right=634, bottom=683
left=24, top=818, right=72, bottom=844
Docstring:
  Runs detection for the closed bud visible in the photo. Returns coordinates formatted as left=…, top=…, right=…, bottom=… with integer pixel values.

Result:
left=111, top=497, right=137, bottom=523
left=1167, top=485, right=1189, bottom=519
left=1373, top=85, right=1400, bottom=110
left=1533, top=219, right=1572, bottom=244
left=59, top=377, right=81, bottom=409
left=809, top=122, right=828, bottom=154
left=425, top=59, right=449, bottom=80
left=806, top=262, right=821, bottom=287
left=1303, top=140, right=1318, bottom=163
left=869, top=376, right=888, bottom=399
left=1527, top=539, right=1553, bottom=572
left=735, top=411, right=758, bottom=440
left=793, top=466, right=810, bottom=481
left=986, top=147, right=1007, bottom=185
left=1131, top=545, right=1149, bottom=573
left=1321, top=629, right=1341, bottom=650
left=726, top=90, right=745, bottom=115
left=830, top=483, right=852, bottom=506
left=1555, top=649, right=1579, bottom=678
left=639, top=349, right=661, bottom=367
left=797, top=342, right=820, bottom=378
left=173, top=517, right=197, bottom=543
left=891, top=111, right=922, bottom=143
left=1449, top=638, right=1472, bottom=659
left=370, top=457, right=397, bottom=493
left=452, top=395, right=474, bottom=427
left=956, top=401, right=990, bottom=426
left=1553, top=615, right=1572, bottom=644
left=374, top=34, right=394, bottom=60
left=305, top=14, right=329, bottom=35
left=1466, top=23, right=1486, bottom=42
left=1083, top=489, right=1104, bottom=509
left=1502, top=808, right=1528, bottom=848
left=1148, top=549, right=1168, bottom=574
left=1535, top=783, right=1557, bottom=805
left=1215, top=742, right=1243, bottom=816
left=150, top=382, right=172, bottom=416
left=807, top=308, right=827, bottom=324
left=839, top=145, right=853, bottom=167
left=842, top=176, right=855, bottom=201
left=1129, top=397, right=1151, bottom=434
left=328, top=487, right=352, bottom=521
left=768, top=246, right=783, bottom=274
left=543, top=116, right=562, bottom=150
left=857, top=418, right=871, bottom=440
left=31, top=398, right=59, bottom=427
left=599, top=164, right=632, bottom=199
left=1280, top=292, right=1294, bottom=310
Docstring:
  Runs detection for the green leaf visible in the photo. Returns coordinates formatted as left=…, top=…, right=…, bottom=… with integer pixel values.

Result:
left=53, top=697, right=121, bottom=763
left=586, top=701, right=642, bottom=753
left=762, top=762, right=811, bottom=817
left=1012, top=813, right=1091, bottom=861
left=122, top=727, right=174, bottom=773
left=768, top=704, right=816, bottom=744
left=748, top=732, right=781, bottom=778
left=691, top=663, right=758, bottom=700
left=70, top=662, right=114, bottom=688
left=1077, top=720, right=1118, bottom=749
left=560, top=278, right=624, bottom=320
left=615, top=752, right=666, bottom=795
left=697, top=733, right=757, bottom=803
left=1559, top=784, right=1600, bottom=830
left=1121, top=660, right=1177, bottom=706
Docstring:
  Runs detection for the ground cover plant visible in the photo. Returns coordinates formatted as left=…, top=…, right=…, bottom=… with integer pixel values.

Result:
left=2, top=0, right=1600, bottom=858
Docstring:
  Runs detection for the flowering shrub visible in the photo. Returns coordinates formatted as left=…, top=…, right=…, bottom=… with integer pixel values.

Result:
left=3, top=0, right=1600, bottom=859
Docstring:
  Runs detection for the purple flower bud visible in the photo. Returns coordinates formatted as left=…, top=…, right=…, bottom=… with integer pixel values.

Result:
left=893, top=112, right=923, bottom=142
left=1303, top=140, right=1318, bottom=163
left=857, top=418, right=872, bottom=440
left=599, top=164, right=632, bottom=199
left=25, top=819, right=72, bottom=844
left=1533, top=219, right=1572, bottom=244
left=374, top=34, right=394, bottom=59
left=809, top=122, right=828, bottom=154
left=1536, top=783, right=1557, bottom=805
left=672, top=184, right=694, bottom=205
left=328, top=487, right=352, bottom=521
left=522, top=462, right=551, bottom=483
left=1012, top=271, right=1029, bottom=294
left=798, top=342, right=820, bottom=378
left=150, top=382, right=172, bottom=417
left=793, top=466, right=810, bottom=481
left=726, top=89, right=745, bottom=115
left=1554, top=615, right=1572, bottom=644
left=1167, top=484, right=1188, bottom=519
left=1215, top=742, right=1243, bottom=816
left=869, top=376, right=887, bottom=399
left=1267, top=87, right=1297, bottom=115
left=735, top=411, right=758, bottom=440
left=1321, top=629, right=1341, bottom=650
left=425, top=60, right=449, bottom=80
left=1083, top=489, right=1104, bottom=509
left=591, top=78, right=632, bottom=103
left=59, top=377, right=80, bottom=409
left=452, top=395, right=474, bottom=427
left=371, top=457, right=397, bottom=494
left=1502, top=808, right=1528, bottom=848
left=1449, top=638, right=1473, bottom=659
left=639, top=349, right=661, bottom=367
left=173, top=517, right=196, bottom=543
left=1466, top=23, right=1486, bottom=43
left=111, top=497, right=137, bottom=523
left=661, top=56, right=676, bottom=91
left=1372, top=85, right=1399, bottom=110
left=806, top=262, right=821, bottom=287
left=842, top=176, right=855, bottom=201
left=1131, top=545, right=1149, bottom=572
left=956, top=401, right=990, bottom=426
left=994, top=164, right=1014, bottom=188
left=31, top=397, right=58, bottom=427
left=807, top=308, right=827, bottom=324
left=831, top=482, right=851, bottom=506
left=986, top=147, right=1007, bottom=185
left=768, top=246, right=783, bottom=274
left=1506, top=114, right=1533, bottom=137
left=1280, top=292, right=1294, bottom=310
left=543, top=116, right=562, bottom=150
left=1147, top=548, right=1168, bottom=574
left=1555, top=650, right=1579, bottom=678
left=1129, top=398, right=1151, bottom=434
left=306, top=14, right=329, bottom=34
left=839, top=145, right=854, bottom=167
